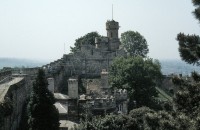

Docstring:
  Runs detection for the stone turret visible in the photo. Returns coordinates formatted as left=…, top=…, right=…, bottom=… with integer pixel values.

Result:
left=47, top=78, right=55, bottom=93
left=106, top=20, right=119, bottom=39
left=68, top=78, right=78, bottom=99
left=106, top=20, right=120, bottom=51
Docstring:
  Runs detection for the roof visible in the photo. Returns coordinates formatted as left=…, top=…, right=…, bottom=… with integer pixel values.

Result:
left=59, top=120, right=78, bottom=129
left=0, top=77, right=24, bottom=102
left=54, top=93, right=70, bottom=100
left=54, top=102, right=68, bottom=114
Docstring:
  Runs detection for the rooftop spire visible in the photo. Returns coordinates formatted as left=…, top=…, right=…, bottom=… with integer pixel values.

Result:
left=112, top=4, right=113, bottom=20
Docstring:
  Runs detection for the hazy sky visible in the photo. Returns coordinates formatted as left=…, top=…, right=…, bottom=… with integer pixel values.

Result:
left=0, top=0, right=200, bottom=61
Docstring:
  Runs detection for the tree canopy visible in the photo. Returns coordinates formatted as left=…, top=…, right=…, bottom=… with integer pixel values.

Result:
left=175, top=0, right=200, bottom=118
left=177, top=0, right=200, bottom=65
left=109, top=56, right=162, bottom=109
left=27, top=69, right=59, bottom=130
left=76, top=107, right=194, bottom=130
left=121, top=31, right=149, bottom=57
left=70, top=32, right=101, bottom=53
left=173, top=0, right=200, bottom=128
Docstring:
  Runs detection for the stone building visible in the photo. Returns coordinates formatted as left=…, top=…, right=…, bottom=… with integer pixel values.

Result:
left=43, top=20, right=128, bottom=119
left=43, top=20, right=126, bottom=91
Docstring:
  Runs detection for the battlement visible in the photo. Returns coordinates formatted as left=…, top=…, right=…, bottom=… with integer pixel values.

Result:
left=106, top=20, right=119, bottom=30
left=68, top=78, right=78, bottom=84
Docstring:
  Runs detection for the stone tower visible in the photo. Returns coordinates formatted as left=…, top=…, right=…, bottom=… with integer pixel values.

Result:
left=68, top=78, right=78, bottom=99
left=101, top=69, right=109, bottom=89
left=47, top=78, right=54, bottom=93
left=106, top=20, right=120, bottom=51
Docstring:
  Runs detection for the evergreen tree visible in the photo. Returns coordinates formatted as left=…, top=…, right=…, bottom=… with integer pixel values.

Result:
left=177, top=0, right=200, bottom=65
left=27, top=69, right=59, bottom=130
left=174, top=0, right=200, bottom=128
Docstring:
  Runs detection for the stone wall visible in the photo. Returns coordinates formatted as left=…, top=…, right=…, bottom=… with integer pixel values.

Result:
left=61, top=44, right=126, bottom=76
left=0, top=75, right=33, bottom=130
left=0, top=69, right=12, bottom=82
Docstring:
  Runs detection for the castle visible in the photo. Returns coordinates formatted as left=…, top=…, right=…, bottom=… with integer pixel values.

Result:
left=0, top=20, right=129, bottom=130
left=43, top=20, right=129, bottom=126
left=0, top=19, right=179, bottom=129
left=44, top=20, right=126, bottom=78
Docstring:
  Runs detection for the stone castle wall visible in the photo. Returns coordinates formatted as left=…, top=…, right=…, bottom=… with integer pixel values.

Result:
left=0, top=75, right=33, bottom=130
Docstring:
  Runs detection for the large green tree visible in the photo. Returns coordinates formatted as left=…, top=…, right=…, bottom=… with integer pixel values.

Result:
left=177, top=0, right=200, bottom=65
left=174, top=0, right=200, bottom=128
left=70, top=32, right=101, bottom=53
left=27, top=69, right=59, bottom=130
left=109, top=56, right=162, bottom=109
left=121, top=31, right=149, bottom=57
left=175, top=0, right=200, bottom=117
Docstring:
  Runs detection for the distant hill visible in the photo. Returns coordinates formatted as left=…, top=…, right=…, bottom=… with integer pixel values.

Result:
left=0, top=58, right=199, bottom=76
left=0, top=58, right=48, bottom=69
left=160, top=59, right=200, bottom=75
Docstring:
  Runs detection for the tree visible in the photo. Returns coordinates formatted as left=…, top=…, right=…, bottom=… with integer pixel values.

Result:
left=176, top=0, right=200, bottom=65
left=76, top=114, right=138, bottom=130
left=174, top=0, right=200, bottom=128
left=27, top=69, right=59, bottom=130
left=109, top=56, right=162, bottom=110
left=175, top=0, right=200, bottom=116
left=0, top=98, right=13, bottom=128
left=70, top=32, right=101, bottom=53
left=77, top=106, right=195, bottom=130
left=121, top=31, right=149, bottom=57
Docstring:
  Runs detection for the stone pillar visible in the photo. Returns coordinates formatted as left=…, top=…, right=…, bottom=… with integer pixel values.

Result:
left=47, top=78, right=54, bottom=93
left=122, top=101, right=128, bottom=114
left=101, top=69, right=109, bottom=89
left=68, top=78, right=78, bottom=99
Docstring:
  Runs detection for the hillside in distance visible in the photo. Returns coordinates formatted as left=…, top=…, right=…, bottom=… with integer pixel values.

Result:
left=0, top=58, right=48, bottom=69
left=160, top=59, right=200, bottom=75
left=0, top=58, right=199, bottom=76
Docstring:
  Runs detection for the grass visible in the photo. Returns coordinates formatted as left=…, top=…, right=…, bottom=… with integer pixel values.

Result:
left=156, top=87, right=173, bottom=102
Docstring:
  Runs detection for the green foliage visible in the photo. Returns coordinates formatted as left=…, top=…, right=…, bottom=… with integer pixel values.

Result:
left=77, top=114, right=138, bottom=130
left=0, top=98, right=13, bottom=127
left=176, top=0, right=200, bottom=65
left=177, top=33, right=200, bottom=65
left=18, top=100, right=29, bottom=130
left=192, top=0, right=200, bottom=22
left=70, top=32, right=101, bottom=53
left=109, top=56, right=162, bottom=109
left=172, top=72, right=200, bottom=129
left=191, top=71, right=200, bottom=82
left=77, top=107, right=195, bottom=130
left=174, top=1, right=200, bottom=128
left=27, top=69, right=59, bottom=130
left=121, top=31, right=149, bottom=57
left=173, top=82, right=200, bottom=117
left=129, top=107, right=155, bottom=129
